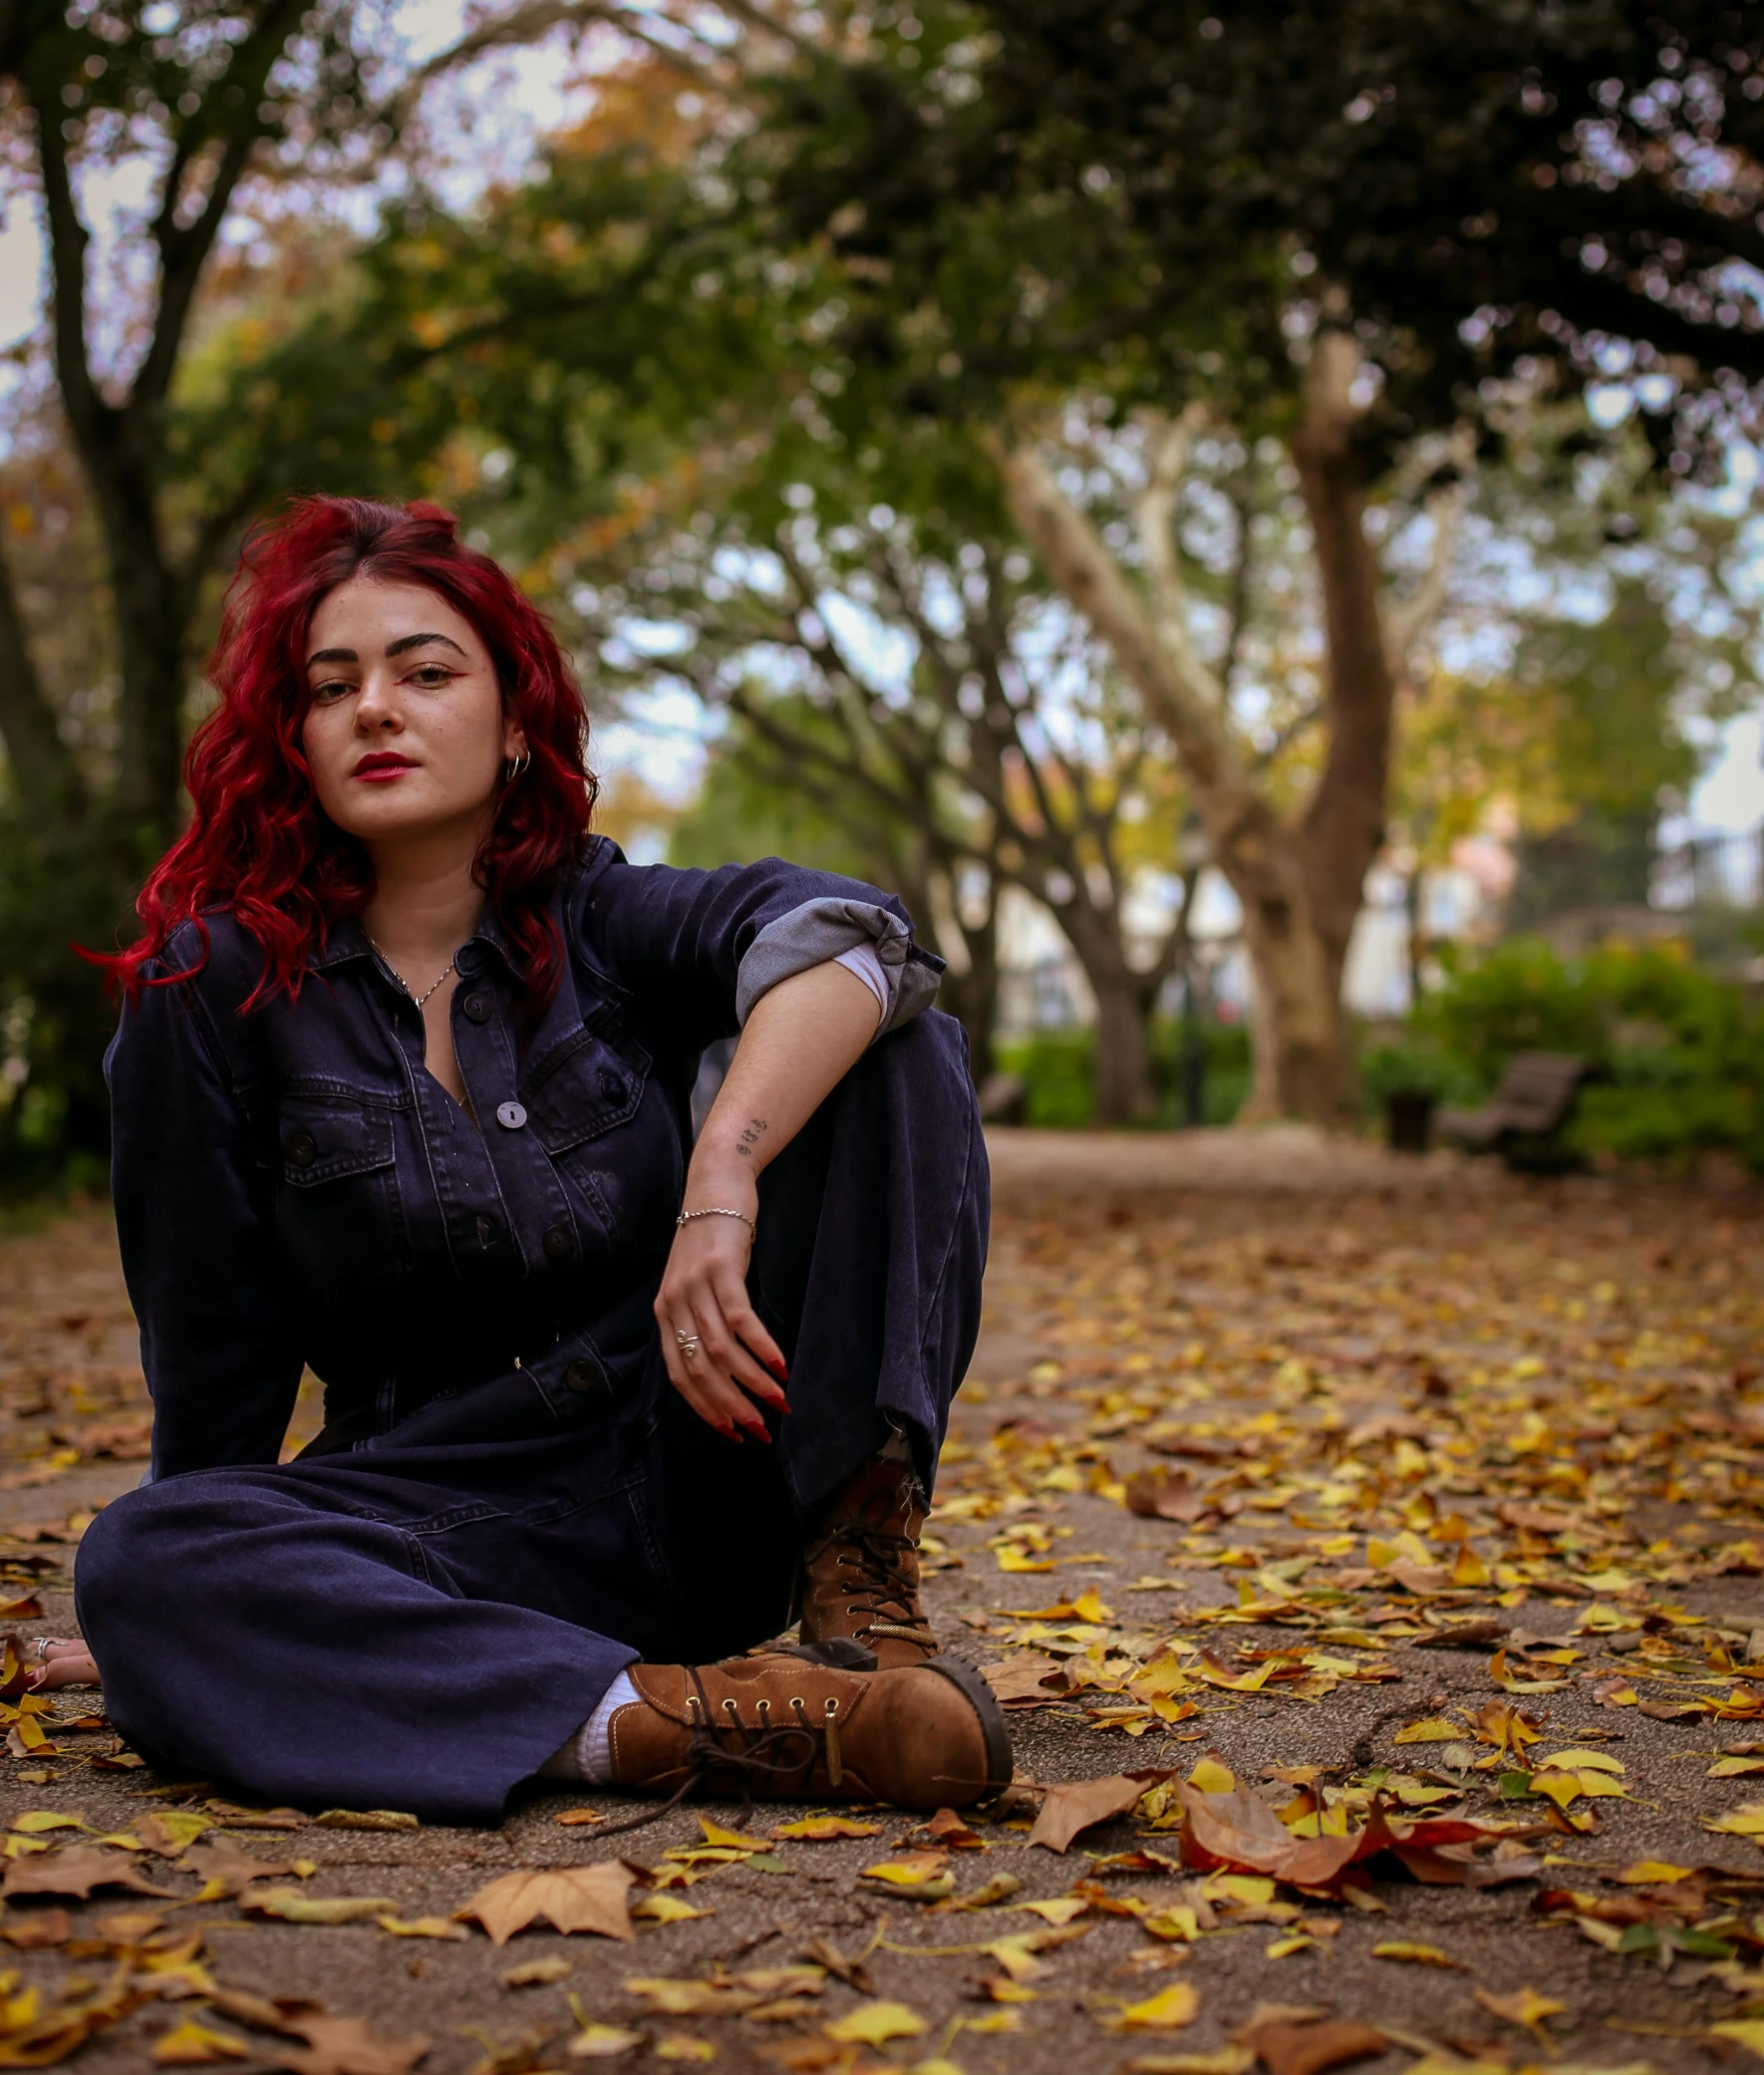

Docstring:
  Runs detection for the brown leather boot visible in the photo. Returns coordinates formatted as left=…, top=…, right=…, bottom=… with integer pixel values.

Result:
left=798, top=1455, right=937, bottom=1669
left=605, top=1651, right=1010, bottom=1810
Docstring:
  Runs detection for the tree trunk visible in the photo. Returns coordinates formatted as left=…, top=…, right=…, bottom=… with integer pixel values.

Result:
left=1053, top=899, right=1158, bottom=1124
left=994, top=336, right=1401, bottom=1128
left=942, top=898, right=1001, bottom=1084
left=1235, top=880, right=1356, bottom=1121
left=88, top=434, right=192, bottom=834
left=1090, top=969, right=1157, bottom=1125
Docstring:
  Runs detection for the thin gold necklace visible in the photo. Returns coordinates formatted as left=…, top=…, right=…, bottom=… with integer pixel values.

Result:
left=367, top=933, right=454, bottom=1011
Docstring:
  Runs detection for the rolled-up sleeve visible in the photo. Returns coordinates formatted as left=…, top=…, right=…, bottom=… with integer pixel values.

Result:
left=735, top=895, right=939, bottom=1038
left=577, top=848, right=943, bottom=1051
left=106, top=941, right=303, bottom=1479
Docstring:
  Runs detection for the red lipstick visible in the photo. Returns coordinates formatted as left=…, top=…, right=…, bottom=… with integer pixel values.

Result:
left=353, top=752, right=417, bottom=781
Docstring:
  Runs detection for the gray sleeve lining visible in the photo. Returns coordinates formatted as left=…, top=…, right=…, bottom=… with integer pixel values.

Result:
left=734, top=897, right=941, bottom=1039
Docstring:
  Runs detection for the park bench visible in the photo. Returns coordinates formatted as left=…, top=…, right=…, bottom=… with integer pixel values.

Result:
left=1437, top=1051, right=1594, bottom=1169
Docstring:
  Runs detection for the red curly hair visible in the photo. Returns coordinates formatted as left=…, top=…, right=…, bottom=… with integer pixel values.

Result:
left=105, top=496, right=596, bottom=1013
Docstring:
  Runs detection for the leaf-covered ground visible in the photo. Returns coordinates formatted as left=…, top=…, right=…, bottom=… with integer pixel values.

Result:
left=1, top=1141, right=1763, bottom=2074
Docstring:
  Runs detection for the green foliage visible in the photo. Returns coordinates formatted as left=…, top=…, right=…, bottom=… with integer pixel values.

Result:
left=786, top=0, right=1757, bottom=476
left=0, top=809, right=150, bottom=1192
left=1357, top=1041, right=1481, bottom=1109
left=1412, top=937, right=1764, bottom=1168
left=998, top=1018, right=1251, bottom=1129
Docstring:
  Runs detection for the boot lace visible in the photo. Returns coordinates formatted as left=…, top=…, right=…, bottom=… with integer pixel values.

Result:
left=811, top=1516, right=936, bottom=1649
left=589, top=1672, right=845, bottom=1840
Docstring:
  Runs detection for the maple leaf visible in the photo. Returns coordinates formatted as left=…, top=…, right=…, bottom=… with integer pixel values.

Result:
left=0, top=1847, right=172, bottom=1899
left=1027, top=1769, right=1173, bottom=1853
left=981, top=1654, right=1067, bottom=1705
left=262, top=2013, right=431, bottom=2075
left=1238, top=2013, right=1387, bottom=2075
left=457, top=1864, right=634, bottom=1944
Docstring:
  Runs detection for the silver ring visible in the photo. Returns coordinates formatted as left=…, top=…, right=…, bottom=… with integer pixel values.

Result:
left=33, top=1638, right=51, bottom=1663
left=676, top=1330, right=702, bottom=1361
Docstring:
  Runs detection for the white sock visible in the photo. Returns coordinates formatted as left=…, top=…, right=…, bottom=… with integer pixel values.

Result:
left=537, top=1667, right=640, bottom=1785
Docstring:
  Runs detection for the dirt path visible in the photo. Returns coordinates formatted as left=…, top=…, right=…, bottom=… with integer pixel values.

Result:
left=0, top=1147, right=1762, bottom=2072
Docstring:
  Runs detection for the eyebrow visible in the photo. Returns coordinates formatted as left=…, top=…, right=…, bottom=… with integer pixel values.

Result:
left=305, top=632, right=468, bottom=668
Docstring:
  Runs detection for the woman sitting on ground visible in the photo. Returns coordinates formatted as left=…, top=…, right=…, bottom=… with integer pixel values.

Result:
left=53, top=495, right=1007, bottom=1823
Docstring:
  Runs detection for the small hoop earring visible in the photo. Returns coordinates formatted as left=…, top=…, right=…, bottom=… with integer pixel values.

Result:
left=503, top=750, right=531, bottom=784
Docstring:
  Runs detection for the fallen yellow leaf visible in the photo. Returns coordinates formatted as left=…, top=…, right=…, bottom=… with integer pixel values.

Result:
left=823, top=2000, right=929, bottom=2045
left=1108, top=1982, right=1200, bottom=2031
left=150, top=2017, right=248, bottom=2065
left=1372, top=1941, right=1464, bottom=1968
left=1474, top=1985, right=1566, bottom=2028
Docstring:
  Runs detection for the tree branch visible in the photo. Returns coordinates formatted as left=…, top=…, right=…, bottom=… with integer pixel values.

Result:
left=1380, top=431, right=1472, bottom=680
left=31, top=107, right=102, bottom=455
left=1134, top=403, right=1223, bottom=705
left=990, top=431, right=1262, bottom=846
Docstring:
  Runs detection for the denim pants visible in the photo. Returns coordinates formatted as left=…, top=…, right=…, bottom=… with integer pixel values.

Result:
left=76, top=1015, right=988, bottom=1823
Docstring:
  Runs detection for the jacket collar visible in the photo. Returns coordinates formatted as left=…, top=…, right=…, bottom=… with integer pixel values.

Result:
left=308, top=904, right=513, bottom=977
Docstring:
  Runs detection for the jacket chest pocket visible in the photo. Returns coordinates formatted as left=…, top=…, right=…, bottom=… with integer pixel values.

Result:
left=521, top=1018, right=677, bottom=1240
left=266, top=1095, right=402, bottom=1302
left=279, top=1099, right=396, bottom=1185
left=522, top=1020, right=651, bottom=1156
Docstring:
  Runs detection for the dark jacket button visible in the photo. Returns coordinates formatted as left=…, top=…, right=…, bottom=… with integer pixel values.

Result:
left=564, top=1358, right=598, bottom=1393
left=543, top=1224, right=574, bottom=1260
left=495, top=1101, right=527, bottom=1130
left=598, top=1068, right=626, bottom=1104
left=287, top=1130, right=317, bottom=1168
left=461, top=992, right=491, bottom=1025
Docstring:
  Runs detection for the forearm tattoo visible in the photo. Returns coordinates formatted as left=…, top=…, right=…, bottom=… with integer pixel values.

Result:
left=736, top=1116, right=769, bottom=1159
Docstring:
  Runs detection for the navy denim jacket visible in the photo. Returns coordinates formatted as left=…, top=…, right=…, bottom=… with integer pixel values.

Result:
left=106, top=840, right=943, bottom=1482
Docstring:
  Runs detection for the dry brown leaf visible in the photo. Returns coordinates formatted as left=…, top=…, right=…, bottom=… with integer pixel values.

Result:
left=261, top=2012, right=431, bottom=2075
left=456, top=1863, right=634, bottom=1945
left=1238, top=2015, right=1387, bottom=2075
left=182, top=1841, right=304, bottom=1899
left=1123, top=1470, right=1214, bottom=1524
left=1, top=1846, right=173, bottom=1899
left=981, top=1655, right=1068, bottom=1705
left=1028, top=1770, right=1174, bottom=1853
left=1, top=1906, right=69, bottom=1946
left=799, top=1937, right=874, bottom=1996
left=1175, top=1784, right=1363, bottom=1888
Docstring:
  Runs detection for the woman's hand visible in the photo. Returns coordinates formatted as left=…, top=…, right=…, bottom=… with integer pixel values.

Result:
left=24, top=1638, right=100, bottom=1689
left=654, top=1169, right=788, bottom=1442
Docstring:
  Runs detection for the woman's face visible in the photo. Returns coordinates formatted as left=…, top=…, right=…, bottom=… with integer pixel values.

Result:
left=301, top=577, right=526, bottom=850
